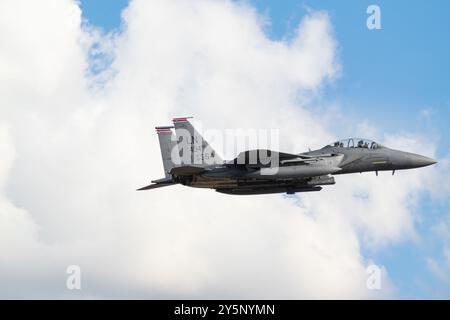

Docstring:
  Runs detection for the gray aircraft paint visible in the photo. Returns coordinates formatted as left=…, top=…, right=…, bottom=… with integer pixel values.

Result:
left=155, top=126, right=178, bottom=179
left=139, top=120, right=437, bottom=195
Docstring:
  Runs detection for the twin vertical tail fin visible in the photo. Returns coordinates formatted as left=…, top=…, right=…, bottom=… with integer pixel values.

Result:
left=137, top=126, right=178, bottom=191
left=155, top=126, right=178, bottom=179
left=140, top=117, right=222, bottom=191
left=172, top=117, right=223, bottom=166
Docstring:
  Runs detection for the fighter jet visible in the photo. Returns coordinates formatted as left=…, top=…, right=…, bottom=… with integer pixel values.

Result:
left=138, top=117, right=437, bottom=195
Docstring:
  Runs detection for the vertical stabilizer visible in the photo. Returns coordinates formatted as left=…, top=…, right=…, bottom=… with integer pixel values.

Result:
left=155, top=126, right=178, bottom=178
left=172, top=117, right=222, bottom=166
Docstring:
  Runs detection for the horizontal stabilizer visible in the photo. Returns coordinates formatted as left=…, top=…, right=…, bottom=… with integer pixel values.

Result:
left=137, top=181, right=177, bottom=191
left=151, top=177, right=173, bottom=184
left=170, top=165, right=205, bottom=175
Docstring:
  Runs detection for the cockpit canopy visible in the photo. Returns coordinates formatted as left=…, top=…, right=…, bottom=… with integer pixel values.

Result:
left=327, top=138, right=382, bottom=150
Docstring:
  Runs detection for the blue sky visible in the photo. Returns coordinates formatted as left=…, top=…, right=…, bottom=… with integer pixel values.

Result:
left=80, top=0, right=450, bottom=298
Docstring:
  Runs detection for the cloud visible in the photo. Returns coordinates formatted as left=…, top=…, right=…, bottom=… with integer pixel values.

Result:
left=425, top=213, right=450, bottom=296
left=0, top=0, right=445, bottom=298
left=426, top=255, right=450, bottom=287
left=419, top=108, right=434, bottom=122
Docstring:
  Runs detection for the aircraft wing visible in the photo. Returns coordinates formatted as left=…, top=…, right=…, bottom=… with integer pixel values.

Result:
left=228, top=149, right=298, bottom=165
left=170, top=165, right=206, bottom=175
left=228, top=149, right=338, bottom=166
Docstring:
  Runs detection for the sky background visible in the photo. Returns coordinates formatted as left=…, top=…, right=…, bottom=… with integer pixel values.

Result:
left=80, top=0, right=450, bottom=298
left=0, top=0, right=448, bottom=299
left=81, top=0, right=450, bottom=153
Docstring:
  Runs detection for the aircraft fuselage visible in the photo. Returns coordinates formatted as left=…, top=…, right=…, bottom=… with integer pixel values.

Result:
left=139, top=119, right=437, bottom=195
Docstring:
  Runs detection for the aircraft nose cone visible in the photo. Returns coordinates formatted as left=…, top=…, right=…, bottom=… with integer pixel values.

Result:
left=410, top=154, right=437, bottom=168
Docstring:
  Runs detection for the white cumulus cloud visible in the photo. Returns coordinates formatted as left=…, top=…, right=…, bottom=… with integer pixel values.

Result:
left=0, top=0, right=445, bottom=298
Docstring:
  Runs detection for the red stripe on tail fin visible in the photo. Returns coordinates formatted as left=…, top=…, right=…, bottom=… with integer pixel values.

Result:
left=172, top=117, right=193, bottom=123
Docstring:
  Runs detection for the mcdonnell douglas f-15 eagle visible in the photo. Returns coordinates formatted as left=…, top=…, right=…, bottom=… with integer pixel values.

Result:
left=138, top=117, right=437, bottom=195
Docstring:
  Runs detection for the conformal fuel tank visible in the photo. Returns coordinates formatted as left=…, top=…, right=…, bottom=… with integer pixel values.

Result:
left=244, top=165, right=342, bottom=179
